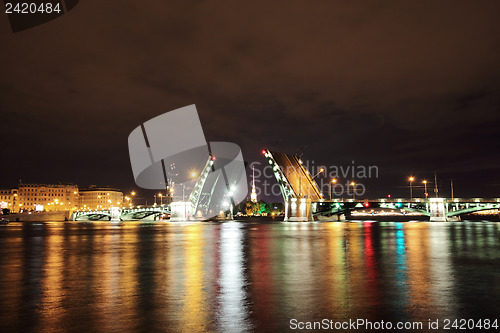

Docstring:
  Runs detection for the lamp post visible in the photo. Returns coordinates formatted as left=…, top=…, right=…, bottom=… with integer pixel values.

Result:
left=312, top=168, right=324, bottom=179
left=423, top=180, right=428, bottom=199
left=159, top=193, right=163, bottom=205
left=310, top=168, right=324, bottom=199
left=330, top=178, right=337, bottom=200
left=409, top=177, right=414, bottom=200
left=351, top=181, right=356, bottom=200
left=130, top=191, right=136, bottom=206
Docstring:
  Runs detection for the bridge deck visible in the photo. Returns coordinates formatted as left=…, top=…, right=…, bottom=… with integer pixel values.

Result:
left=269, top=150, right=323, bottom=201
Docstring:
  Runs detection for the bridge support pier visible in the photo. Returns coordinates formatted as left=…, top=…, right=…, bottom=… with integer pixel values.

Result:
left=170, top=202, right=192, bottom=221
left=110, top=207, right=121, bottom=221
left=284, top=198, right=313, bottom=222
left=429, top=198, right=448, bottom=222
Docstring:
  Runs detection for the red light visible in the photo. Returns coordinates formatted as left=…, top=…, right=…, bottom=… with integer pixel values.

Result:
left=261, top=149, right=266, bottom=155
left=211, top=156, right=216, bottom=161
left=364, top=203, right=369, bottom=207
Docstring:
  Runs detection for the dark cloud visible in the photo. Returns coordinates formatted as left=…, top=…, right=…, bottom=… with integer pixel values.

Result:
left=1, top=0, right=499, bottom=200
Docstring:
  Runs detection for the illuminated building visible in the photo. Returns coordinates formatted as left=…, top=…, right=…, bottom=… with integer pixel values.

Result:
left=78, top=186, right=123, bottom=210
left=0, top=189, right=18, bottom=212
left=17, top=183, right=78, bottom=212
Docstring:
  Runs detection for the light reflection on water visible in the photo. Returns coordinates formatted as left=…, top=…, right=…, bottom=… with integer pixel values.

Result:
left=0, top=220, right=498, bottom=332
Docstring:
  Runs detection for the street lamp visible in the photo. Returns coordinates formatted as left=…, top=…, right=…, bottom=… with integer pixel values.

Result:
left=409, top=177, right=414, bottom=200
left=159, top=193, right=163, bottom=205
left=351, top=181, right=356, bottom=200
left=307, top=168, right=324, bottom=199
left=330, top=178, right=337, bottom=200
left=130, top=191, right=136, bottom=205
left=312, top=168, right=324, bottom=179
left=423, top=180, right=428, bottom=198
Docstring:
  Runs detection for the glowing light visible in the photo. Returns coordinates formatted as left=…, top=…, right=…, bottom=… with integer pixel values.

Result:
left=261, top=149, right=266, bottom=155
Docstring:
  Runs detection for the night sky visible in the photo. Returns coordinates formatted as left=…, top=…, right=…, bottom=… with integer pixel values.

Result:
left=1, top=1, right=499, bottom=202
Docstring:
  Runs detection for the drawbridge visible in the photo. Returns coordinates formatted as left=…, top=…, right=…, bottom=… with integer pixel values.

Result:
left=262, top=149, right=500, bottom=222
left=262, top=149, right=323, bottom=202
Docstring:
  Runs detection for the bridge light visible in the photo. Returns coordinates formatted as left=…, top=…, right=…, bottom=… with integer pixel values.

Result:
left=211, top=155, right=216, bottom=161
left=364, top=203, right=369, bottom=207
left=261, top=149, right=266, bottom=155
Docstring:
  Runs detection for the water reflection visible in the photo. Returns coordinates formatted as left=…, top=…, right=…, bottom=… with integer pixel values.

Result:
left=183, top=224, right=208, bottom=332
left=0, top=220, right=498, bottom=332
left=218, top=223, right=251, bottom=332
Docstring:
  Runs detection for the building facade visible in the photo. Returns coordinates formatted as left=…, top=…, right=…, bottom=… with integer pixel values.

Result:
left=17, top=184, right=79, bottom=212
left=78, top=186, right=123, bottom=210
left=0, top=189, right=18, bottom=212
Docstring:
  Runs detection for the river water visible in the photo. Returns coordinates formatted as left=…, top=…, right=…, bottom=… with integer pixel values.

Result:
left=0, top=219, right=499, bottom=332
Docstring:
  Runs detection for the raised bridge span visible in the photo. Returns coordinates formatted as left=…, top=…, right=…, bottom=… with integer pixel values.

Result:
left=262, top=149, right=500, bottom=221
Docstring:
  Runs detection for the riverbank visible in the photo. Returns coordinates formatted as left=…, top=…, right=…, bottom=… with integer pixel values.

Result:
left=1, top=211, right=71, bottom=222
